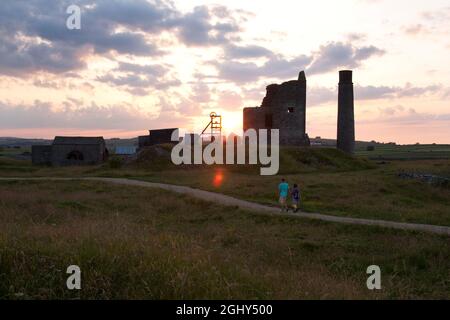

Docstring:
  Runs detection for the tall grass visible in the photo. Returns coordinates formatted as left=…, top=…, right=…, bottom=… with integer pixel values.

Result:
left=1, top=180, right=449, bottom=299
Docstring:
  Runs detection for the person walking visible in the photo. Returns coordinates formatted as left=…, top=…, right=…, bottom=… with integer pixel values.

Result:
left=278, top=178, right=289, bottom=212
left=291, top=184, right=300, bottom=213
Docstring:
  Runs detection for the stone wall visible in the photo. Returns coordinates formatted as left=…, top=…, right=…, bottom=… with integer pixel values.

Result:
left=139, top=128, right=178, bottom=148
left=149, top=128, right=178, bottom=145
left=31, top=145, right=52, bottom=165
left=243, top=107, right=265, bottom=132
left=138, top=135, right=151, bottom=148
left=51, top=144, right=105, bottom=166
left=243, top=71, right=309, bottom=146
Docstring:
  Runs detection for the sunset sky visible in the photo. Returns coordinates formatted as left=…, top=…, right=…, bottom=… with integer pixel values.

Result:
left=0, top=0, right=449, bottom=143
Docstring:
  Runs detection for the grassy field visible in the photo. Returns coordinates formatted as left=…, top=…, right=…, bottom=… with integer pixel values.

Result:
left=1, top=147, right=449, bottom=227
left=138, top=167, right=450, bottom=227
left=355, top=144, right=450, bottom=160
left=1, top=180, right=449, bottom=299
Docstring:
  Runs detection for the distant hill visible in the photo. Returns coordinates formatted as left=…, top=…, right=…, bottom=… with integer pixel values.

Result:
left=0, top=137, right=138, bottom=150
left=0, top=137, right=52, bottom=147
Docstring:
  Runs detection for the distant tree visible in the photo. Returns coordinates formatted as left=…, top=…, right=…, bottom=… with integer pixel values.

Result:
left=367, top=146, right=375, bottom=152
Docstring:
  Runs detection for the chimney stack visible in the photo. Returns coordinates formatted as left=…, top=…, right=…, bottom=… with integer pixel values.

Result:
left=337, top=70, right=355, bottom=154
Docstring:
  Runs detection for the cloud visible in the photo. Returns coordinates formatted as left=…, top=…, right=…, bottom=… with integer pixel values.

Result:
left=403, top=6, right=450, bottom=38
left=346, top=33, right=367, bottom=42
left=224, top=44, right=273, bottom=59
left=0, top=31, right=87, bottom=76
left=96, top=61, right=181, bottom=94
left=307, top=42, right=385, bottom=75
left=378, top=105, right=405, bottom=116
left=217, top=91, right=243, bottom=111
left=213, top=41, right=384, bottom=84
left=422, top=6, right=450, bottom=22
left=304, top=83, right=445, bottom=107
left=189, top=82, right=212, bottom=104
left=0, top=0, right=166, bottom=76
left=443, top=88, right=450, bottom=99
left=175, top=5, right=241, bottom=46
left=356, top=83, right=442, bottom=100
left=117, top=62, right=168, bottom=77
left=0, top=100, right=147, bottom=130
left=403, top=24, right=429, bottom=36
left=308, top=87, right=338, bottom=106
left=0, top=99, right=193, bottom=131
left=213, top=54, right=312, bottom=83
left=0, top=0, right=245, bottom=77
left=361, top=106, right=450, bottom=126
left=0, top=0, right=387, bottom=98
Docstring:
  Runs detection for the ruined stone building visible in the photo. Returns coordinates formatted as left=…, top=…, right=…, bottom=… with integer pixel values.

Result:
left=243, top=71, right=310, bottom=146
left=32, top=136, right=108, bottom=166
left=243, top=70, right=356, bottom=153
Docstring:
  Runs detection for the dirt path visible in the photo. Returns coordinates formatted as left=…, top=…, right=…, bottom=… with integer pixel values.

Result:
left=1, top=177, right=450, bottom=236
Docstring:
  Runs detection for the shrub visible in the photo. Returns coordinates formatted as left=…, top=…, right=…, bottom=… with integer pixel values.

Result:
left=109, top=157, right=123, bottom=169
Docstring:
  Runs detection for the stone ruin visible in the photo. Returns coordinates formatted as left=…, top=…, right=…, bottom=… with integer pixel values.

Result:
left=243, top=71, right=310, bottom=146
left=243, top=70, right=355, bottom=153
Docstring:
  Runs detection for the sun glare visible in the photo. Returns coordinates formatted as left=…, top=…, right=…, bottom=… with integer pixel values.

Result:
left=219, top=111, right=243, bottom=136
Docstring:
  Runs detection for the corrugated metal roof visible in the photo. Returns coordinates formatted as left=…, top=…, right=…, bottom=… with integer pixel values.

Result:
left=115, top=146, right=137, bottom=155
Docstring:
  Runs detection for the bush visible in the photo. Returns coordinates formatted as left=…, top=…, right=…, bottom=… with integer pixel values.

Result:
left=109, top=157, right=123, bottom=169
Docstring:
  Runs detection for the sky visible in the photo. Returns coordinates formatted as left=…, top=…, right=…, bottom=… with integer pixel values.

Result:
left=0, top=0, right=449, bottom=144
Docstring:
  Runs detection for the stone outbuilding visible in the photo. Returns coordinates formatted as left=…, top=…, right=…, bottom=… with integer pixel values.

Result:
left=138, top=128, right=179, bottom=149
left=32, top=136, right=108, bottom=166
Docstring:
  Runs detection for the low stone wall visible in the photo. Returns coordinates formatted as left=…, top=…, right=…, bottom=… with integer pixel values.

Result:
left=398, top=172, right=450, bottom=188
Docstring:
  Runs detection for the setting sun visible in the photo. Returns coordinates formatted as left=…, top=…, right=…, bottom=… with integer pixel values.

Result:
left=218, top=111, right=244, bottom=136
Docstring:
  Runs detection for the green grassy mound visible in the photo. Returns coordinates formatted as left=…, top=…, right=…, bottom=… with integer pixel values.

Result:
left=278, top=147, right=374, bottom=174
left=130, top=145, right=374, bottom=174
left=130, top=144, right=175, bottom=171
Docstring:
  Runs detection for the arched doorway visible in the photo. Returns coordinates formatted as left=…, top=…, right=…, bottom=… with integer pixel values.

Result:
left=67, top=150, right=84, bottom=161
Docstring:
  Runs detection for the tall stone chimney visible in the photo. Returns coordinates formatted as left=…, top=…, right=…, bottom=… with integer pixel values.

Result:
left=298, top=71, right=307, bottom=137
left=337, top=70, right=355, bottom=154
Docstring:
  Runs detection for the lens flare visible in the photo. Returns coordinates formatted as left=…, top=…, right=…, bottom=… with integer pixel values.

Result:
left=213, top=170, right=224, bottom=188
